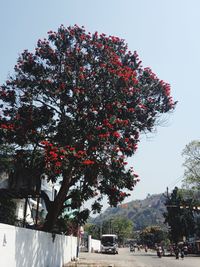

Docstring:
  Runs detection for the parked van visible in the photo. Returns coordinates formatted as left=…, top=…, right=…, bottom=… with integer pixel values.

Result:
left=101, top=234, right=118, bottom=254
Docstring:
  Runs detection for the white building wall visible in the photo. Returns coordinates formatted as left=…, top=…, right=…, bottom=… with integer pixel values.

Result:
left=0, top=223, right=77, bottom=267
left=88, top=235, right=101, bottom=253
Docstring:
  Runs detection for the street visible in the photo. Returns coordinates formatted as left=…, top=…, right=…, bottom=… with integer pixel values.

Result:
left=127, top=249, right=200, bottom=267
left=66, top=248, right=200, bottom=267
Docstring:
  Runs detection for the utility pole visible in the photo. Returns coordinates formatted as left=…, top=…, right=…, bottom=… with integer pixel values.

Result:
left=35, top=195, right=40, bottom=227
left=22, top=197, right=28, bottom=227
left=166, top=187, right=169, bottom=198
left=100, top=214, right=102, bottom=239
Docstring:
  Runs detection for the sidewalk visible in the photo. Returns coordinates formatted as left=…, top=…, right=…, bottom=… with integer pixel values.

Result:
left=64, top=251, right=119, bottom=267
left=64, top=249, right=135, bottom=267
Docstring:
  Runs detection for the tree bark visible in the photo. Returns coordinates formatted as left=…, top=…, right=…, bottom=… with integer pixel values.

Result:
left=42, top=170, right=72, bottom=232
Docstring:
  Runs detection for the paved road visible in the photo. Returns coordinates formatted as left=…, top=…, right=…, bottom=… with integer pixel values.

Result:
left=66, top=248, right=200, bottom=267
left=128, top=250, right=200, bottom=267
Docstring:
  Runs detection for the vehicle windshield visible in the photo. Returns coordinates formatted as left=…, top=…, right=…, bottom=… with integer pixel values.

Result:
left=101, top=236, right=116, bottom=245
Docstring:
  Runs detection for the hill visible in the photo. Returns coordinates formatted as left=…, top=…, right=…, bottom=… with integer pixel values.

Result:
left=91, top=193, right=167, bottom=230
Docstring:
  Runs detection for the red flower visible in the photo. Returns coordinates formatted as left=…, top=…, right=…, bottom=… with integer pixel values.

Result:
left=49, top=151, right=58, bottom=159
left=98, top=133, right=110, bottom=139
left=40, top=140, right=49, bottom=146
left=74, top=150, right=86, bottom=158
left=0, top=123, right=14, bottom=130
left=112, top=131, right=121, bottom=138
left=128, top=108, right=135, bottom=112
left=82, top=160, right=95, bottom=165
left=55, top=161, right=62, bottom=167
left=77, top=150, right=86, bottom=155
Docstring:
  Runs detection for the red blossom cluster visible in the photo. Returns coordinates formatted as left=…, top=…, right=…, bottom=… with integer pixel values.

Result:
left=114, top=118, right=129, bottom=126
left=107, top=60, right=138, bottom=84
left=0, top=123, right=14, bottom=130
left=40, top=141, right=96, bottom=174
left=112, top=131, right=121, bottom=138
left=98, top=133, right=110, bottom=139
left=82, top=159, right=95, bottom=165
left=107, top=186, right=130, bottom=204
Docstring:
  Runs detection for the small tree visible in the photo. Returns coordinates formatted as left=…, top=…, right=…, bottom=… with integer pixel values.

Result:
left=139, top=226, right=167, bottom=248
left=0, top=25, right=176, bottom=232
left=84, top=223, right=101, bottom=240
left=111, top=216, right=133, bottom=245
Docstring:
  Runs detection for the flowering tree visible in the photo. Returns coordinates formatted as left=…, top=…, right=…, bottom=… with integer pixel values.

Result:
left=0, top=25, right=176, bottom=232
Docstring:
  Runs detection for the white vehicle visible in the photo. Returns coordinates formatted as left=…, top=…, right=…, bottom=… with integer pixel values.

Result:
left=101, top=234, right=118, bottom=254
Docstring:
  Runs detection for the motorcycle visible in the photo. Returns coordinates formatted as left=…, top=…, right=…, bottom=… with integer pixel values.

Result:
left=130, top=245, right=135, bottom=252
left=157, top=247, right=163, bottom=258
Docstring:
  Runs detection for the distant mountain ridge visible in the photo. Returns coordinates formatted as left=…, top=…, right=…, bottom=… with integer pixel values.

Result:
left=92, top=193, right=167, bottom=230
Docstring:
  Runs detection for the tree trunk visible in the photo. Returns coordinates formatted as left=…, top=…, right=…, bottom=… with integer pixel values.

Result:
left=43, top=171, right=72, bottom=232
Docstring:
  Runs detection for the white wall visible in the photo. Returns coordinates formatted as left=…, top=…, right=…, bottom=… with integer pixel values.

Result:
left=0, top=223, right=77, bottom=267
left=88, top=235, right=101, bottom=253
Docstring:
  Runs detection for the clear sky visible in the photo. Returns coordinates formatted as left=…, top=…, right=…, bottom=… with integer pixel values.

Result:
left=0, top=0, right=200, bottom=204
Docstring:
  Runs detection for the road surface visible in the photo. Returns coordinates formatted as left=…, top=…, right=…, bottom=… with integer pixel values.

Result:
left=65, top=247, right=200, bottom=267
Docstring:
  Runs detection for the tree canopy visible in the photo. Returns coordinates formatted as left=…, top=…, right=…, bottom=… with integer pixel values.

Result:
left=182, top=140, right=200, bottom=190
left=0, top=24, right=176, bottom=232
left=85, top=216, right=133, bottom=244
left=163, top=187, right=195, bottom=243
left=139, top=225, right=167, bottom=248
left=111, top=216, right=133, bottom=244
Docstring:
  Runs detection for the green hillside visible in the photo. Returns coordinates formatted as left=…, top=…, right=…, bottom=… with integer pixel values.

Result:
left=91, top=193, right=167, bottom=230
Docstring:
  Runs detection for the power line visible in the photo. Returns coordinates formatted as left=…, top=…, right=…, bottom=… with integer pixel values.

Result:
left=167, top=176, right=183, bottom=189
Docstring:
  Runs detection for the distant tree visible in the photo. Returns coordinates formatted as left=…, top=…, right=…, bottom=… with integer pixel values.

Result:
left=182, top=140, right=200, bottom=190
left=139, top=225, right=167, bottom=248
left=111, top=216, right=133, bottom=244
left=0, top=24, right=176, bottom=232
left=84, top=223, right=100, bottom=240
left=86, top=216, right=133, bottom=243
left=163, top=187, right=195, bottom=243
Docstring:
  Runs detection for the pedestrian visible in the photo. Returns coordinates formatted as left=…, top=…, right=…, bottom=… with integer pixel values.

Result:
left=181, top=248, right=184, bottom=260
left=174, top=246, right=180, bottom=259
left=130, top=244, right=135, bottom=252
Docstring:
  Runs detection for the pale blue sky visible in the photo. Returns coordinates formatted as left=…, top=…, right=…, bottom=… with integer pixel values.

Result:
left=0, top=0, right=200, bottom=203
